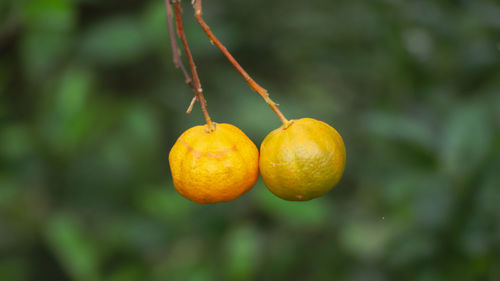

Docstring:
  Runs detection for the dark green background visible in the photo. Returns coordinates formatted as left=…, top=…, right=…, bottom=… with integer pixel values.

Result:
left=1, top=0, right=500, bottom=280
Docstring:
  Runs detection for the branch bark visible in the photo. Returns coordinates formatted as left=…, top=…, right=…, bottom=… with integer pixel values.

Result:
left=167, top=0, right=215, bottom=130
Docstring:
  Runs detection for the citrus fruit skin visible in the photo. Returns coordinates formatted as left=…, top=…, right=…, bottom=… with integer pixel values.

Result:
left=169, top=123, right=259, bottom=204
left=259, top=118, right=346, bottom=201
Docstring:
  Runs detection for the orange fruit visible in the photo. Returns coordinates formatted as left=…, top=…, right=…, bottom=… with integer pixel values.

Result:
left=169, top=123, right=259, bottom=204
left=259, top=118, right=346, bottom=201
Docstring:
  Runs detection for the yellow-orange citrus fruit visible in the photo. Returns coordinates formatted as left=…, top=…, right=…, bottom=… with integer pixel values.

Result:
left=169, top=123, right=259, bottom=204
left=259, top=118, right=346, bottom=201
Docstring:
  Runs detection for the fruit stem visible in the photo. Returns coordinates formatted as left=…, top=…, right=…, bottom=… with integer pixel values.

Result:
left=192, top=0, right=289, bottom=125
left=168, top=0, right=215, bottom=132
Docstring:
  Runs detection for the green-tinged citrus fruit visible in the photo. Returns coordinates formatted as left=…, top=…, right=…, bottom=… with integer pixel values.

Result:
left=259, top=118, right=346, bottom=201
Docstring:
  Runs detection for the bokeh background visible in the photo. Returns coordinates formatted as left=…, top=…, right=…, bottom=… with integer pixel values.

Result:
left=1, top=0, right=500, bottom=280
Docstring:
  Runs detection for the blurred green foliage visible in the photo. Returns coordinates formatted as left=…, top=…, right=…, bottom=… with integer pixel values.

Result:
left=1, top=0, right=500, bottom=280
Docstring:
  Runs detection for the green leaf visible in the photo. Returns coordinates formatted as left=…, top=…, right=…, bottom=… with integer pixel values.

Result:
left=341, top=220, right=396, bottom=260
left=40, top=67, right=94, bottom=153
left=440, top=102, right=493, bottom=180
left=105, top=264, right=145, bottom=281
left=137, top=186, right=194, bottom=222
left=80, top=17, right=149, bottom=65
left=363, top=111, right=435, bottom=151
left=0, top=176, right=19, bottom=210
left=224, top=225, right=260, bottom=281
left=21, top=0, right=76, bottom=31
left=0, top=258, right=28, bottom=281
left=44, top=215, right=101, bottom=281
left=254, top=183, right=330, bottom=226
left=0, top=125, right=33, bottom=161
left=56, top=67, right=93, bottom=119
left=21, top=30, right=72, bottom=78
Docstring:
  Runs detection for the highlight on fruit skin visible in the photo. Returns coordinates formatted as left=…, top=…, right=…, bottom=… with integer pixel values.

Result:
left=169, top=123, right=259, bottom=204
left=259, top=118, right=346, bottom=201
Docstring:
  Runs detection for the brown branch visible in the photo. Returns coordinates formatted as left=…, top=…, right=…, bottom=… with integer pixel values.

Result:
left=192, top=0, right=289, bottom=125
left=173, top=2, right=215, bottom=131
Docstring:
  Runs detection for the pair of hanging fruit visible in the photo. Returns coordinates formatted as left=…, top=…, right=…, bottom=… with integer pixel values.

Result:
left=166, top=0, right=345, bottom=203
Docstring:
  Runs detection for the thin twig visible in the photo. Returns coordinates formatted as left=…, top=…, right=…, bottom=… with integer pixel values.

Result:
left=166, top=0, right=191, bottom=84
left=166, top=0, right=199, bottom=113
left=173, top=2, right=214, bottom=131
left=192, top=0, right=289, bottom=125
left=186, top=96, right=197, bottom=113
